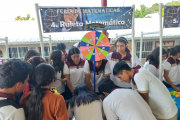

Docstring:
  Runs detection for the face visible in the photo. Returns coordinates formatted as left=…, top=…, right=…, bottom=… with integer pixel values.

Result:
left=61, top=51, right=65, bottom=62
left=177, top=53, right=180, bottom=58
left=16, top=74, right=29, bottom=93
left=93, top=60, right=102, bottom=68
left=159, top=54, right=167, bottom=61
left=116, top=42, right=126, bottom=53
left=116, top=70, right=131, bottom=83
left=71, top=54, right=80, bottom=65
left=61, top=49, right=66, bottom=55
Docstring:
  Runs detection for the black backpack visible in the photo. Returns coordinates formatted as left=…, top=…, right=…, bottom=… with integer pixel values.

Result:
left=0, top=99, right=18, bottom=108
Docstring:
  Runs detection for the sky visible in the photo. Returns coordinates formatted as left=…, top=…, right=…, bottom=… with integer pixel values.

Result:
left=0, top=0, right=176, bottom=21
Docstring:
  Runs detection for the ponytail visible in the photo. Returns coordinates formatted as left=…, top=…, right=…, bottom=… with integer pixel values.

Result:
left=27, top=85, right=45, bottom=120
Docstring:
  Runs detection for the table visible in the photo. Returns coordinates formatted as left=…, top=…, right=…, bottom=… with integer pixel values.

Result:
left=168, top=87, right=180, bottom=120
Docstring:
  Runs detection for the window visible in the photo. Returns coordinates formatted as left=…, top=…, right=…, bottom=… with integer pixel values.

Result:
left=136, top=41, right=153, bottom=58
left=38, top=46, right=57, bottom=57
left=9, top=47, right=28, bottom=58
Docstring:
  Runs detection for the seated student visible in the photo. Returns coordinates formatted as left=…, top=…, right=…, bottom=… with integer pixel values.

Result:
left=106, top=37, right=143, bottom=88
left=163, top=45, right=180, bottom=91
left=51, top=50, right=70, bottom=100
left=98, top=78, right=156, bottom=120
left=0, top=60, right=32, bottom=120
left=113, top=61, right=178, bottom=120
left=68, top=84, right=104, bottom=120
left=84, top=59, right=111, bottom=92
left=144, top=47, right=167, bottom=79
left=20, top=63, right=68, bottom=120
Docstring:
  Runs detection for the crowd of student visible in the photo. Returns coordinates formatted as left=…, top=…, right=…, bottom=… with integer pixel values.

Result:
left=0, top=37, right=180, bottom=120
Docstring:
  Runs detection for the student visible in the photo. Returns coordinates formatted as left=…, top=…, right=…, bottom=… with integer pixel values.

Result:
left=0, top=60, right=32, bottom=120
left=51, top=50, right=70, bottom=100
left=57, top=43, right=68, bottom=61
left=113, top=61, right=178, bottom=120
left=20, top=63, right=69, bottom=120
left=23, top=56, right=46, bottom=93
left=24, top=50, right=40, bottom=61
left=84, top=59, right=111, bottom=92
left=163, top=45, right=180, bottom=91
left=144, top=47, right=167, bottom=79
left=68, top=84, right=104, bottom=120
left=98, top=78, right=156, bottom=120
left=106, top=37, right=142, bottom=87
left=66, top=47, right=85, bottom=96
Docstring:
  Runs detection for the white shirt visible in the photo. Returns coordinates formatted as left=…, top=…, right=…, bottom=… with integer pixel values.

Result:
left=103, top=89, right=156, bottom=120
left=163, top=57, right=180, bottom=85
left=0, top=98, right=25, bottom=120
left=84, top=60, right=111, bottom=92
left=52, top=63, right=69, bottom=94
left=68, top=100, right=104, bottom=120
left=143, top=60, right=163, bottom=80
left=106, top=52, right=142, bottom=87
left=66, top=59, right=85, bottom=89
left=134, top=68, right=178, bottom=119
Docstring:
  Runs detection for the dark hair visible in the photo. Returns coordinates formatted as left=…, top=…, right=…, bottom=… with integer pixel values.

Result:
left=27, top=63, right=56, bottom=120
left=146, top=47, right=167, bottom=63
left=24, top=50, right=40, bottom=61
left=27, top=56, right=46, bottom=89
left=0, top=59, right=32, bottom=89
left=113, top=61, right=131, bottom=75
left=51, top=50, right=64, bottom=79
left=68, top=84, right=100, bottom=109
left=57, top=43, right=66, bottom=50
left=114, top=37, right=129, bottom=52
left=67, top=47, right=80, bottom=61
left=167, top=45, right=180, bottom=56
left=98, top=78, right=117, bottom=94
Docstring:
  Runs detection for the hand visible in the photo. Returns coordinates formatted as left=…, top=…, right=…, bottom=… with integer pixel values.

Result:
left=175, top=86, right=180, bottom=92
left=64, top=8, right=78, bottom=24
left=60, top=78, right=67, bottom=83
left=126, top=44, right=132, bottom=52
left=50, top=87, right=57, bottom=91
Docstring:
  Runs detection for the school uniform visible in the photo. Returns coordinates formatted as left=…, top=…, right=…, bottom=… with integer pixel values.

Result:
left=106, top=51, right=142, bottom=87
left=66, top=59, right=85, bottom=89
left=20, top=89, right=69, bottom=120
left=84, top=59, right=111, bottom=92
left=134, top=68, right=178, bottom=120
left=163, top=57, right=180, bottom=86
left=68, top=100, right=104, bottom=120
left=52, top=63, right=69, bottom=94
left=144, top=60, right=163, bottom=79
left=0, top=92, right=25, bottom=120
left=103, top=89, right=156, bottom=120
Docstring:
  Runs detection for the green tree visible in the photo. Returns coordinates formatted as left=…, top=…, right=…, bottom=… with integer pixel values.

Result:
left=135, top=4, right=150, bottom=18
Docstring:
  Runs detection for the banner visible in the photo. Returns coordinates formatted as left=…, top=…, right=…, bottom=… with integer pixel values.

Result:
left=40, top=7, right=133, bottom=32
left=164, top=6, right=180, bottom=28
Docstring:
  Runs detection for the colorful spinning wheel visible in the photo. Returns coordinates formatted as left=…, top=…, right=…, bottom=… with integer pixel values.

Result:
left=80, top=31, right=110, bottom=61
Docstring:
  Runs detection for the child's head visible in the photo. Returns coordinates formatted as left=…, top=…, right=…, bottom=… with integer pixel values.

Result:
left=57, top=43, right=66, bottom=54
left=115, top=37, right=129, bottom=53
left=67, top=47, right=80, bottom=64
left=146, top=47, right=167, bottom=63
left=35, top=63, right=56, bottom=86
left=93, top=60, right=102, bottom=68
left=27, top=56, right=46, bottom=87
left=113, top=61, right=132, bottom=83
left=98, top=78, right=117, bottom=96
left=0, top=59, right=32, bottom=93
left=168, top=45, right=180, bottom=58
left=24, top=50, right=40, bottom=61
